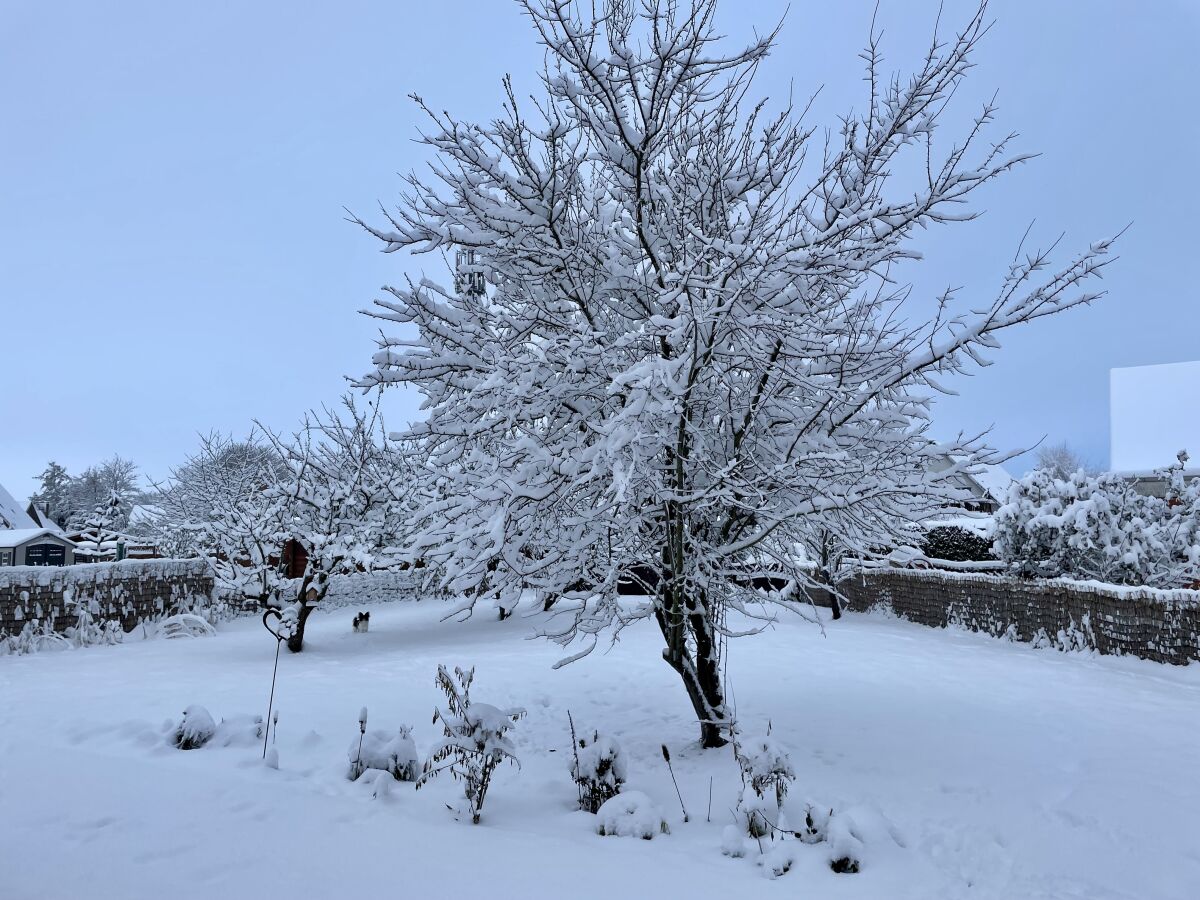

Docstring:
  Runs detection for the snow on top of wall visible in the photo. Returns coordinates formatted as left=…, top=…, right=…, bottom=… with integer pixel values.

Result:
left=858, top=564, right=1200, bottom=606
left=0, top=482, right=36, bottom=530
left=0, top=557, right=214, bottom=590
left=1111, top=360, right=1200, bottom=472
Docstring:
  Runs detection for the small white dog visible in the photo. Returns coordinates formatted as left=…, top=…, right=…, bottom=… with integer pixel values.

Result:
left=352, top=611, right=370, bottom=633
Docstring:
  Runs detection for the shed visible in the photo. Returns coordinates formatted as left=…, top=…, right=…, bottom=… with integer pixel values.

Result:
left=0, top=528, right=77, bottom=567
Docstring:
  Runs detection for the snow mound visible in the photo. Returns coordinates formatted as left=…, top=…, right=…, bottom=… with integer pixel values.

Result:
left=595, top=791, right=669, bottom=840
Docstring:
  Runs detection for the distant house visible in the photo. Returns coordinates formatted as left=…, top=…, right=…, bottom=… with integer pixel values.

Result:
left=1118, top=466, right=1200, bottom=500
left=927, top=457, right=1015, bottom=514
left=26, top=502, right=67, bottom=536
left=0, top=482, right=77, bottom=566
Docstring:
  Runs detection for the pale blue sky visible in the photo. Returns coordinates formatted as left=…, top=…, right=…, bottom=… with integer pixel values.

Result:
left=2, top=0, right=1197, bottom=501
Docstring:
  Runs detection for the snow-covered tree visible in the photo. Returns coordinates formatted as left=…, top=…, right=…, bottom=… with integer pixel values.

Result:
left=263, top=395, right=416, bottom=652
left=152, top=433, right=290, bottom=605
left=66, top=456, right=140, bottom=530
left=73, top=491, right=131, bottom=560
left=356, top=0, right=1115, bottom=745
left=1034, top=441, right=1096, bottom=480
left=30, top=461, right=72, bottom=527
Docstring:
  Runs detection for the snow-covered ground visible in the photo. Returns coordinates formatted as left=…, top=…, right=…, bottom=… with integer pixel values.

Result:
left=2, top=600, right=1198, bottom=899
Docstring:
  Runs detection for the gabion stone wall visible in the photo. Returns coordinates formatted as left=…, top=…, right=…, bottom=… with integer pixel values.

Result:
left=832, top=569, right=1200, bottom=665
left=0, top=559, right=215, bottom=636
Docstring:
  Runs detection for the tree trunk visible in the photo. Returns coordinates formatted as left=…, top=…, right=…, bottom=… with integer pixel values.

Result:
left=655, top=589, right=729, bottom=749
left=286, top=573, right=326, bottom=653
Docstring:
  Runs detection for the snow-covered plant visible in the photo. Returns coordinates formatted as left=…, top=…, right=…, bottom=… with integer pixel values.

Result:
left=729, top=730, right=795, bottom=841
left=0, top=619, right=72, bottom=656
left=348, top=725, right=420, bottom=782
left=921, top=525, right=994, bottom=563
left=417, top=665, right=526, bottom=824
left=993, top=457, right=1199, bottom=588
left=737, top=734, right=796, bottom=812
left=595, top=791, right=670, bottom=839
left=171, top=705, right=217, bottom=750
left=569, top=724, right=627, bottom=813
left=356, top=0, right=1117, bottom=746
left=157, top=613, right=216, bottom=640
left=64, top=589, right=123, bottom=648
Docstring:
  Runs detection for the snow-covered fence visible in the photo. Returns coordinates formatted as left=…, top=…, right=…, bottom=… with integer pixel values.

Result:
left=0, top=559, right=216, bottom=638
left=830, top=569, right=1200, bottom=664
left=319, top=570, right=426, bottom=608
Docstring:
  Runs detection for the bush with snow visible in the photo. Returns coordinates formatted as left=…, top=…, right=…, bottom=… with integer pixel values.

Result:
left=1, top=619, right=73, bottom=656
left=594, top=791, right=669, bottom=840
left=993, top=453, right=1200, bottom=588
left=348, top=726, right=419, bottom=782
left=156, top=613, right=216, bottom=640
left=727, top=731, right=796, bottom=841
left=921, top=525, right=994, bottom=563
left=417, top=665, right=525, bottom=824
left=171, top=705, right=217, bottom=750
left=168, top=707, right=262, bottom=750
left=569, top=726, right=627, bottom=814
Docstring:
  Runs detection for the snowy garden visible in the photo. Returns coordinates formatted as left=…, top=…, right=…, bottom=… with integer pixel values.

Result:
left=3, top=1, right=1199, bottom=897
left=3, top=597, right=1198, bottom=899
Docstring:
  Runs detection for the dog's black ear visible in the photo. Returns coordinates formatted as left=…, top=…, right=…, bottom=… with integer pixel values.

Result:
left=365, top=612, right=370, bottom=619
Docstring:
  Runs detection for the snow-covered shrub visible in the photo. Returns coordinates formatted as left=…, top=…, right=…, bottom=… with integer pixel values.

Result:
left=168, top=707, right=261, bottom=750
left=994, top=454, right=1200, bottom=588
left=156, top=613, right=216, bottom=639
left=64, top=589, right=123, bottom=648
left=569, top=726, right=627, bottom=813
left=728, top=731, right=796, bottom=841
left=348, top=726, right=419, bottom=782
left=738, top=734, right=795, bottom=810
left=1, top=619, right=72, bottom=656
left=595, top=791, right=669, bottom=840
left=171, top=705, right=217, bottom=750
left=921, top=525, right=994, bottom=563
left=417, top=665, right=525, bottom=824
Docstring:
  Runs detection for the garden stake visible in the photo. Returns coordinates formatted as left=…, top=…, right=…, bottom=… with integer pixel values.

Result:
left=261, top=608, right=287, bottom=759
left=354, top=707, right=368, bottom=780
left=661, top=744, right=689, bottom=822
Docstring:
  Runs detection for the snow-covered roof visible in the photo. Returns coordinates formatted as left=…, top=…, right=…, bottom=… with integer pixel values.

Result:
left=966, top=464, right=1015, bottom=504
left=0, top=528, right=77, bottom=549
left=0, top=482, right=37, bottom=530
left=26, top=503, right=67, bottom=536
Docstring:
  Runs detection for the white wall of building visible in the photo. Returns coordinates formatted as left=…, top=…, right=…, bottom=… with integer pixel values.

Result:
left=1110, top=360, right=1200, bottom=472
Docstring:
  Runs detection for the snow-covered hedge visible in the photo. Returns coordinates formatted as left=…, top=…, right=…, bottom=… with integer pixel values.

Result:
left=993, top=457, right=1199, bottom=588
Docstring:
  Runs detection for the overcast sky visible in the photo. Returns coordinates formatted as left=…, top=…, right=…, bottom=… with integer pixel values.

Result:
left=2, top=0, right=1197, bottom=502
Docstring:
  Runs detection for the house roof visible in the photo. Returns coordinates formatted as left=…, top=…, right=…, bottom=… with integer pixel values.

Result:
left=26, top=502, right=67, bottom=536
left=966, top=464, right=1015, bottom=504
left=0, top=528, right=77, bottom=549
left=0, top=482, right=37, bottom=530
